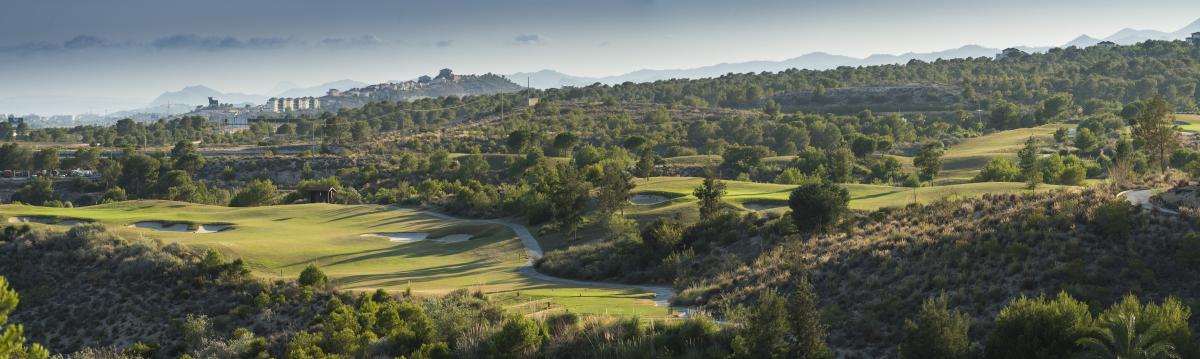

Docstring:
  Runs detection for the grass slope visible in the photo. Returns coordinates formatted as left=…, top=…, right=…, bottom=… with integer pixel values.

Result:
left=935, top=124, right=1074, bottom=181
left=0, top=200, right=669, bottom=317
left=664, top=124, right=1072, bottom=183
left=629, top=176, right=1071, bottom=214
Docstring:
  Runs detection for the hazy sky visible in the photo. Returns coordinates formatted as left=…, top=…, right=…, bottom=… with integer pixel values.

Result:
left=2, top=0, right=1199, bottom=112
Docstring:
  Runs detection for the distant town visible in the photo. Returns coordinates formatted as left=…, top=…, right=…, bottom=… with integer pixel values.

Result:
left=3, top=68, right=525, bottom=128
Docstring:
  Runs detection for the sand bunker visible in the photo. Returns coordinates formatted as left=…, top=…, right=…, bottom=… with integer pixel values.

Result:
left=6, top=216, right=91, bottom=226
left=361, top=232, right=430, bottom=242
left=433, top=234, right=473, bottom=243
left=630, top=194, right=669, bottom=205
left=130, top=222, right=232, bottom=233
left=743, top=203, right=785, bottom=211
left=361, top=232, right=474, bottom=243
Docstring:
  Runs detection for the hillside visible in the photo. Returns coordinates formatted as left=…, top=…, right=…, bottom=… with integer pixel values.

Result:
left=0, top=224, right=330, bottom=354
left=680, top=187, right=1200, bottom=357
left=320, top=70, right=526, bottom=110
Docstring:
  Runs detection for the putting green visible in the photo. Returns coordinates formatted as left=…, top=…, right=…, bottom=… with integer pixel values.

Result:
left=0, top=200, right=670, bottom=318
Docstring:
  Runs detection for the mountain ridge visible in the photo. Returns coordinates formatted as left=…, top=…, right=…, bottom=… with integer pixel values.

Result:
left=510, top=18, right=1200, bottom=89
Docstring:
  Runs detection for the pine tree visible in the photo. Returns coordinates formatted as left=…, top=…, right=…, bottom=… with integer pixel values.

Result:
left=788, top=278, right=833, bottom=359
left=1018, top=136, right=1042, bottom=189
left=693, top=169, right=726, bottom=221
left=596, top=161, right=634, bottom=217
left=0, top=276, right=49, bottom=359
left=1130, top=95, right=1178, bottom=172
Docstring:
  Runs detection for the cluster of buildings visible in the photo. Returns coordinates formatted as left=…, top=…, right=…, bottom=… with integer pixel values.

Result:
left=267, top=97, right=321, bottom=113
left=325, top=68, right=460, bottom=99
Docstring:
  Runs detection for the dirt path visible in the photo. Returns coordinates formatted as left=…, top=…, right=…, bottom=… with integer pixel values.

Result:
left=401, top=208, right=689, bottom=313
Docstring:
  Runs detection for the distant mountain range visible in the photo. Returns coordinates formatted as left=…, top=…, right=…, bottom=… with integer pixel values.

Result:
left=508, top=45, right=1045, bottom=89
left=511, top=18, right=1200, bottom=89
left=148, top=85, right=268, bottom=108
left=8, top=17, right=1199, bottom=119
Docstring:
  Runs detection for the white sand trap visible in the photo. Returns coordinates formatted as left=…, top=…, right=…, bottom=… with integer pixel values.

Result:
left=630, top=194, right=669, bottom=205
left=196, top=224, right=233, bottom=233
left=743, top=203, right=785, bottom=211
left=361, top=232, right=430, bottom=242
left=432, top=234, right=473, bottom=243
left=7, top=216, right=90, bottom=226
left=130, top=222, right=232, bottom=234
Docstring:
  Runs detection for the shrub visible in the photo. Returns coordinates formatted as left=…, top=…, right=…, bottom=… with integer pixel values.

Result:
left=490, top=315, right=543, bottom=359
left=298, top=264, right=327, bottom=288
left=975, top=158, right=1021, bottom=182
left=1091, top=199, right=1132, bottom=240
left=101, top=186, right=128, bottom=203
left=900, top=295, right=970, bottom=359
left=1177, top=233, right=1200, bottom=268
left=11, top=177, right=55, bottom=206
left=788, top=181, right=849, bottom=233
left=229, top=179, right=277, bottom=207
left=641, top=219, right=683, bottom=254
left=775, top=168, right=812, bottom=185
left=985, top=292, right=1092, bottom=359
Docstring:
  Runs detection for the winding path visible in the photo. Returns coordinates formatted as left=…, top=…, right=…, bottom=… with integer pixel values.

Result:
left=1120, top=189, right=1180, bottom=215
left=401, top=208, right=689, bottom=313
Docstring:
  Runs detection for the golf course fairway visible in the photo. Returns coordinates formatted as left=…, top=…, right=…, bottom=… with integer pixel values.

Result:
left=0, top=200, right=673, bottom=318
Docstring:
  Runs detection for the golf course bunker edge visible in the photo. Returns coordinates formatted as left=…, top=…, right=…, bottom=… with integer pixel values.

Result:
left=130, top=221, right=234, bottom=233
left=743, top=202, right=786, bottom=211
left=361, top=232, right=474, bottom=243
left=630, top=194, right=669, bottom=205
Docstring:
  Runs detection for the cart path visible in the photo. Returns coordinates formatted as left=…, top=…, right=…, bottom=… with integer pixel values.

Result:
left=1120, top=189, right=1179, bottom=215
left=399, top=208, right=690, bottom=313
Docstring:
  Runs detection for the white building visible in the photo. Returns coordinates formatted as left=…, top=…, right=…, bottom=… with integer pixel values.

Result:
left=267, top=97, right=321, bottom=113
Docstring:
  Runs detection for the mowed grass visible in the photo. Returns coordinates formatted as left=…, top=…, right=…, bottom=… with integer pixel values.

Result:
left=629, top=176, right=1073, bottom=213
left=1175, top=114, right=1200, bottom=132
left=0, top=200, right=669, bottom=317
left=893, top=124, right=1075, bottom=182
left=664, top=124, right=1072, bottom=183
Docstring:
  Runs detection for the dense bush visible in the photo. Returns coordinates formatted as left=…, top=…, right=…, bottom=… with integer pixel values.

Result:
left=787, top=182, right=850, bottom=233
left=900, top=295, right=970, bottom=359
left=985, top=293, right=1092, bottom=359
left=975, top=158, right=1021, bottom=182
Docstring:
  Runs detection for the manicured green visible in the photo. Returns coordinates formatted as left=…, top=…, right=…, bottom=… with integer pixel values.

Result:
left=0, top=200, right=670, bottom=317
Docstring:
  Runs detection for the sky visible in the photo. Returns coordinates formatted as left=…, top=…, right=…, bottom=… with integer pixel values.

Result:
left=2, top=0, right=1199, bottom=114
